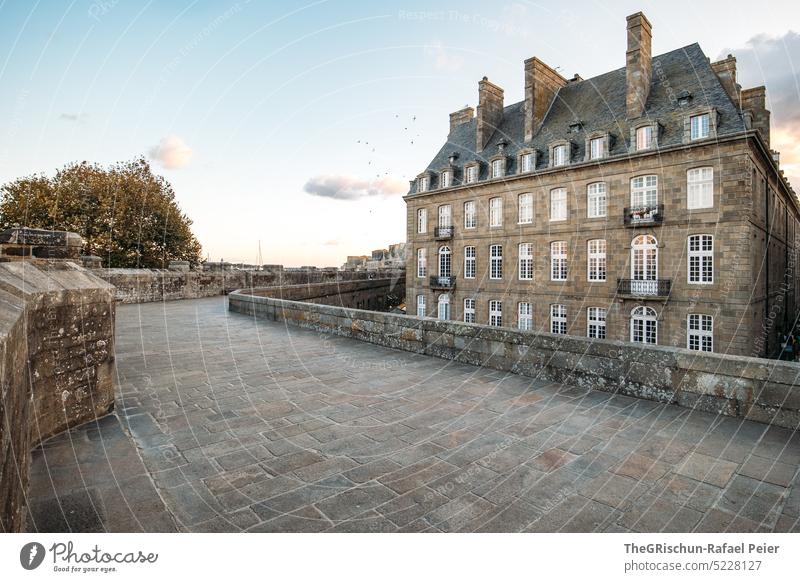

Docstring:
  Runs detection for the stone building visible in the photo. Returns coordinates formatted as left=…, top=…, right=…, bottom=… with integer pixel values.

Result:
left=404, top=11, right=799, bottom=358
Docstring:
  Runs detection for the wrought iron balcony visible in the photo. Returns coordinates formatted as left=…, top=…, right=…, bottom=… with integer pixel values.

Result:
left=624, top=204, right=664, bottom=226
left=617, top=278, right=671, bottom=297
left=434, top=225, right=454, bottom=240
left=429, top=275, right=456, bottom=289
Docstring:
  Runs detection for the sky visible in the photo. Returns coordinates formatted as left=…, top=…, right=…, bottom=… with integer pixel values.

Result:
left=1, top=0, right=799, bottom=266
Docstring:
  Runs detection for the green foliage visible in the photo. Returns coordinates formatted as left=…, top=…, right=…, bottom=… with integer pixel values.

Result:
left=0, top=157, right=202, bottom=268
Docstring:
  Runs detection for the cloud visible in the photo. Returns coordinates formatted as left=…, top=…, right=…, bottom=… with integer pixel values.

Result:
left=425, top=40, right=464, bottom=71
left=148, top=135, right=193, bottom=169
left=303, top=175, right=406, bottom=201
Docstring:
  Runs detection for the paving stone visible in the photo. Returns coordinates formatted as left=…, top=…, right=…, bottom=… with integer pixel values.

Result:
left=375, top=487, right=451, bottom=527
left=738, top=455, right=798, bottom=488
left=423, top=493, right=496, bottom=532
left=717, top=475, right=786, bottom=526
left=675, top=452, right=739, bottom=487
left=314, top=483, right=397, bottom=521
left=578, top=472, right=651, bottom=510
left=694, top=508, right=769, bottom=533
left=611, top=453, right=670, bottom=483
left=528, top=448, right=577, bottom=473
left=618, top=494, right=704, bottom=532
left=526, top=495, right=618, bottom=533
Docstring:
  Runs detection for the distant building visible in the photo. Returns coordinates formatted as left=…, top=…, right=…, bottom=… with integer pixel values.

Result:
left=342, top=244, right=406, bottom=270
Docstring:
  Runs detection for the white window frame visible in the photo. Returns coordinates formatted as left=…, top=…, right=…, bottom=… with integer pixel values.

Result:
left=490, top=244, right=503, bottom=280
left=690, top=113, right=710, bottom=140
left=489, top=197, right=503, bottom=227
left=438, top=204, right=452, bottom=228
left=521, top=152, right=534, bottom=173
left=438, top=246, right=451, bottom=277
left=687, top=167, right=713, bottom=209
left=418, top=176, right=429, bottom=192
left=416, top=208, right=427, bottom=234
left=636, top=125, right=653, bottom=151
left=464, top=201, right=476, bottom=229
left=463, top=246, right=476, bottom=279
left=440, top=170, right=452, bottom=188
left=518, top=193, right=533, bottom=224
left=587, top=239, right=606, bottom=282
left=518, top=302, right=533, bottom=331
left=587, top=307, right=606, bottom=339
left=416, top=248, right=427, bottom=278
left=464, top=298, right=476, bottom=323
left=551, top=304, right=567, bottom=334
left=587, top=182, right=607, bottom=218
left=631, top=306, right=657, bottom=344
left=491, top=159, right=504, bottom=178
left=550, top=241, right=567, bottom=281
left=465, top=165, right=478, bottom=184
left=550, top=188, right=567, bottom=221
left=518, top=243, right=533, bottom=280
left=630, top=175, right=658, bottom=212
left=589, top=137, right=605, bottom=160
left=631, top=235, right=658, bottom=295
left=416, top=294, right=426, bottom=317
left=489, top=300, right=502, bottom=327
left=552, top=144, right=568, bottom=167
left=687, top=314, right=713, bottom=352
left=437, top=294, right=450, bottom=321
left=688, top=234, right=714, bottom=284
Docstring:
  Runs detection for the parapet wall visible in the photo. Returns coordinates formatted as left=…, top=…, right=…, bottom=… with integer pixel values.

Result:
left=229, top=291, right=800, bottom=430
left=245, top=277, right=405, bottom=311
left=0, top=260, right=115, bottom=532
left=91, top=267, right=405, bottom=304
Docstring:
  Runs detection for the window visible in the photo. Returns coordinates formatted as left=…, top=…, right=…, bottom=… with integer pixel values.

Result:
left=464, top=246, right=476, bottom=279
left=489, top=197, right=503, bottom=227
left=551, top=241, right=567, bottom=281
left=438, top=205, right=452, bottom=228
left=464, top=201, right=476, bottom=228
left=418, top=176, right=429, bottom=192
left=416, top=248, right=427, bottom=278
left=518, top=193, right=533, bottom=224
left=491, top=159, right=504, bottom=178
left=688, top=314, right=713, bottom=352
left=631, top=306, right=657, bottom=344
left=438, top=246, right=451, bottom=277
left=587, top=182, right=607, bottom=218
left=465, top=165, right=478, bottom=184
left=552, top=144, right=568, bottom=166
left=550, top=188, right=567, bottom=221
left=631, top=235, right=658, bottom=295
left=518, top=243, right=534, bottom=280
left=590, top=137, right=605, bottom=160
left=587, top=307, right=606, bottom=339
left=490, top=244, right=503, bottom=279
left=688, top=234, right=713, bottom=284
left=630, top=175, right=658, bottom=210
left=551, top=304, right=567, bottom=334
left=464, top=298, right=476, bottom=323
left=417, top=208, right=427, bottom=234
left=587, top=239, right=606, bottom=282
left=489, top=300, right=502, bottom=327
left=690, top=113, right=710, bottom=140
left=437, top=294, right=450, bottom=321
left=636, top=125, right=653, bottom=151
left=521, top=152, right=534, bottom=173
left=416, top=294, right=426, bottom=317
left=440, top=170, right=452, bottom=188
left=687, top=167, right=713, bottom=209
left=518, top=302, right=533, bottom=331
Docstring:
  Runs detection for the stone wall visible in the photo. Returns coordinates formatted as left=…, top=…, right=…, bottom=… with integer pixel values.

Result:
left=0, top=260, right=115, bottom=532
left=246, top=277, right=405, bottom=311
left=229, top=290, right=800, bottom=429
left=92, top=266, right=405, bottom=304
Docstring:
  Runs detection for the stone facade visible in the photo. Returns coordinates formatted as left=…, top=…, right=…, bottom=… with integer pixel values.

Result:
left=404, top=12, right=799, bottom=359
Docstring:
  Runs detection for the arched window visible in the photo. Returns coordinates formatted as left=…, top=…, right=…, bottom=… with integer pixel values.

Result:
left=438, top=246, right=451, bottom=278
left=631, top=306, right=657, bottom=344
left=437, top=294, right=450, bottom=321
left=631, top=235, right=658, bottom=295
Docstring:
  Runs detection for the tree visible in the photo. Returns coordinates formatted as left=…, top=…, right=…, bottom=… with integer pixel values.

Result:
left=0, top=158, right=202, bottom=268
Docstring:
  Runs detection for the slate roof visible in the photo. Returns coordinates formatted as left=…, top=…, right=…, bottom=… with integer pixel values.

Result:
left=411, top=43, right=745, bottom=193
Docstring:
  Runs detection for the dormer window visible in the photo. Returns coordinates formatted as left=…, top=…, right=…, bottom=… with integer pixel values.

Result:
left=520, top=152, right=534, bottom=173
left=490, top=158, right=505, bottom=179
left=440, top=170, right=452, bottom=188
left=590, top=137, right=605, bottom=160
left=690, top=113, right=710, bottom=140
left=465, top=164, right=478, bottom=184
left=418, top=175, right=430, bottom=192
left=552, top=144, right=568, bottom=167
left=636, top=126, right=653, bottom=151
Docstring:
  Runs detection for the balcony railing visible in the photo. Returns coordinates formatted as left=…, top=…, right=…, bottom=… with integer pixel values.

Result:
left=617, top=278, right=671, bottom=297
left=434, top=225, right=454, bottom=240
left=624, top=204, right=664, bottom=226
left=430, top=275, right=456, bottom=289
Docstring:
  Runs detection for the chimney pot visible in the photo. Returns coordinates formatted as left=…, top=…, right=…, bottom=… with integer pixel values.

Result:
left=523, top=57, right=567, bottom=142
left=625, top=12, right=653, bottom=119
left=476, top=77, right=504, bottom=150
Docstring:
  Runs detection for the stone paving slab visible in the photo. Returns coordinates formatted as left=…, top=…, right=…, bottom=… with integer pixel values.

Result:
left=27, top=297, right=800, bottom=532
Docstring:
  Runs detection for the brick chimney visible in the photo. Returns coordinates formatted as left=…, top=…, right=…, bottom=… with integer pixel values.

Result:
left=523, top=57, right=567, bottom=142
left=626, top=12, right=653, bottom=119
left=449, top=106, right=474, bottom=134
left=711, top=55, right=741, bottom=106
left=476, top=77, right=504, bottom=150
left=742, top=86, right=770, bottom=148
